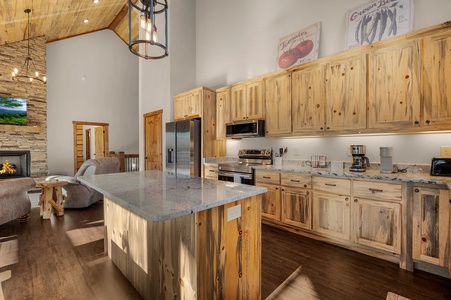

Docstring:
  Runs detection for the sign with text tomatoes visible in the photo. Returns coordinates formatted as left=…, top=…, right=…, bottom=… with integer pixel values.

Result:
left=345, top=0, right=413, bottom=50
left=277, top=22, right=321, bottom=69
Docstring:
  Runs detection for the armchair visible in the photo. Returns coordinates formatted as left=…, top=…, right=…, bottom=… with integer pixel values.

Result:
left=0, top=177, right=36, bottom=225
left=46, top=157, right=120, bottom=209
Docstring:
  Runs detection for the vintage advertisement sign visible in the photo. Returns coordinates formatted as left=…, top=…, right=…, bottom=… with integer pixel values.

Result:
left=277, top=22, right=321, bottom=69
left=345, top=0, right=414, bottom=50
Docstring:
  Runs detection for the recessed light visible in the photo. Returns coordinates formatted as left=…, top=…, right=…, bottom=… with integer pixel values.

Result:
left=93, top=0, right=99, bottom=3
left=84, top=19, right=89, bottom=23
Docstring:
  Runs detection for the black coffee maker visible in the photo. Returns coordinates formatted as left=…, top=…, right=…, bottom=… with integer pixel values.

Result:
left=350, top=145, right=370, bottom=172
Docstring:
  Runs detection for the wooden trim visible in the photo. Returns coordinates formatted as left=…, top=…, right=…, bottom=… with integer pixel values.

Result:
left=108, top=3, right=129, bottom=30
left=0, top=124, right=42, bottom=133
left=72, top=121, right=109, bottom=126
left=143, top=109, right=163, bottom=118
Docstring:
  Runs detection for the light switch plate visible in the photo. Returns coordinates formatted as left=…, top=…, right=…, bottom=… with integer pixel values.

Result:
left=227, top=204, right=241, bottom=222
left=440, top=146, right=451, bottom=158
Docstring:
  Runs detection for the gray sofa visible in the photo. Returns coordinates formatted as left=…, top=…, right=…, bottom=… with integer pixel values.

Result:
left=46, top=157, right=120, bottom=208
left=0, top=177, right=36, bottom=225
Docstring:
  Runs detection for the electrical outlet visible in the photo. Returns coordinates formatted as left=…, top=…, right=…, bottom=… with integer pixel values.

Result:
left=440, top=146, right=451, bottom=158
left=227, top=204, right=241, bottom=222
left=294, top=147, right=300, bottom=157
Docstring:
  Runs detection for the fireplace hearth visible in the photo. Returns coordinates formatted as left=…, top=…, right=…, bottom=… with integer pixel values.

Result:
left=0, top=150, right=31, bottom=178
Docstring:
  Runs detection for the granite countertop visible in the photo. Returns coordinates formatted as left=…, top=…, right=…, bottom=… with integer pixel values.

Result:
left=78, top=170, right=267, bottom=222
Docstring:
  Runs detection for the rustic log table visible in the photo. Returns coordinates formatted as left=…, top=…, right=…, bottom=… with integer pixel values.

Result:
left=36, top=181, right=67, bottom=219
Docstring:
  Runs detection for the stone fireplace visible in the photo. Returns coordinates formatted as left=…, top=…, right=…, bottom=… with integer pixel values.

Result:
left=0, top=150, right=31, bottom=178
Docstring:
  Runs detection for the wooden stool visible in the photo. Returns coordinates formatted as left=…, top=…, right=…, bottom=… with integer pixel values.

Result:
left=36, top=181, right=68, bottom=219
left=0, top=270, right=11, bottom=300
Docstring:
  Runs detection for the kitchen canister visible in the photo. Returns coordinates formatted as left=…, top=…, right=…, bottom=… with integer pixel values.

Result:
left=380, top=147, right=393, bottom=174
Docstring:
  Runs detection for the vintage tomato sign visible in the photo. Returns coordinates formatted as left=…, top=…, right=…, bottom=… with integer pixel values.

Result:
left=277, top=22, right=321, bottom=69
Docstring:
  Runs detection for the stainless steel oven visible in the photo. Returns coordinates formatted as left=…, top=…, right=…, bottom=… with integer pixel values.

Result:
left=218, top=149, right=272, bottom=185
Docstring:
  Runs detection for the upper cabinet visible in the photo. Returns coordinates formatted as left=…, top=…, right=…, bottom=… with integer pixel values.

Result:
left=265, top=72, right=292, bottom=135
left=368, top=40, right=421, bottom=130
left=422, top=31, right=451, bottom=127
left=325, top=53, right=367, bottom=132
left=292, top=64, right=326, bottom=133
left=216, top=87, right=231, bottom=140
left=231, top=78, right=264, bottom=121
left=174, top=90, right=202, bottom=121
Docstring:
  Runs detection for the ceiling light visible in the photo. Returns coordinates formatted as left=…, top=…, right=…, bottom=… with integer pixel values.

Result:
left=93, top=0, right=99, bottom=3
left=128, top=0, right=168, bottom=59
left=84, top=19, right=89, bottom=23
left=11, top=9, right=46, bottom=84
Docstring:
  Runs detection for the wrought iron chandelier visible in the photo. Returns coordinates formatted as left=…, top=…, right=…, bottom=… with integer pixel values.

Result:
left=12, top=9, right=47, bottom=84
left=128, top=0, right=168, bottom=59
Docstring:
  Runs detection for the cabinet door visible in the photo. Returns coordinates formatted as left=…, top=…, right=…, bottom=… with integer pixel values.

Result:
left=312, top=192, right=351, bottom=240
left=246, top=79, right=264, bottom=120
left=352, top=197, right=401, bottom=254
left=231, top=84, right=247, bottom=121
left=292, top=65, right=326, bottom=133
left=258, top=183, right=281, bottom=221
left=368, top=40, right=421, bottom=129
left=282, top=187, right=311, bottom=230
left=265, top=73, right=292, bottom=135
left=413, top=187, right=450, bottom=267
left=325, top=54, right=366, bottom=132
left=423, top=32, right=451, bottom=127
left=186, top=91, right=201, bottom=118
left=216, top=89, right=230, bottom=140
left=174, top=95, right=186, bottom=120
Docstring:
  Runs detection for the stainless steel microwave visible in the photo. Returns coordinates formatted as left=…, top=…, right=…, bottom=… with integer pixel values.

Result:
left=430, top=157, right=451, bottom=176
left=226, top=120, right=265, bottom=138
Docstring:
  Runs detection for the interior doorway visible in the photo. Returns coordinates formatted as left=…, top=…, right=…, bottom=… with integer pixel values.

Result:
left=144, top=109, right=163, bottom=170
left=72, top=121, right=109, bottom=173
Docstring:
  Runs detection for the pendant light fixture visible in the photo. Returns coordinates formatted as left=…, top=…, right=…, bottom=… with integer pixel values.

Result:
left=11, top=9, right=47, bottom=84
left=128, top=0, right=168, bottom=59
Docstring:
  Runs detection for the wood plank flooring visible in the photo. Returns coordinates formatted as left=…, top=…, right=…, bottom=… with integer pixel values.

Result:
left=0, top=202, right=450, bottom=299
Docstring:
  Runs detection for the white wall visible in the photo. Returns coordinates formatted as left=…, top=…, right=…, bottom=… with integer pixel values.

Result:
left=194, top=0, right=451, bottom=165
left=47, top=30, right=139, bottom=175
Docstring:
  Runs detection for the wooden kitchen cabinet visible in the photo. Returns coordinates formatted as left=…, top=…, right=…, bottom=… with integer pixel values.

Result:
left=325, top=53, right=366, bottom=132
left=291, top=64, right=326, bottom=133
left=282, top=187, right=311, bottom=230
left=230, top=78, right=264, bottom=121
left=413, top=186, right=450, bottom=268
left=174, top=89, right=201, bottom=120
left=255, top=170, right=281, bottom=221
left=422, top=31, right=451, bottom=128
left=265, top=71, right=292, bottom=135
left=215, top=87, right=231, bottom=140
left=367, top=40, right=421, bottom=130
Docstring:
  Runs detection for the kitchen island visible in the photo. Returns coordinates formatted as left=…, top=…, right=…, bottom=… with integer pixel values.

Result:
left=79, top=170, right=267, bottom=299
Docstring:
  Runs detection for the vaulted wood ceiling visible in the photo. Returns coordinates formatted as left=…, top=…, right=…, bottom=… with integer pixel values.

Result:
left=0, top=0, right=138, bottom=46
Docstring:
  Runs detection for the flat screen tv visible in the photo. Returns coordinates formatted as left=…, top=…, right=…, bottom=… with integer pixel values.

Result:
left=0, top=97, right=27, bottom=125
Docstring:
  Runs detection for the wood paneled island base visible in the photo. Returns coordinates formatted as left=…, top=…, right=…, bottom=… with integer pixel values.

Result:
left=104, top=194, right=262, bottom=299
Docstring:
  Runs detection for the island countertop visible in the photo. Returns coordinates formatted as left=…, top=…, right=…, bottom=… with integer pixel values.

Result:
left=79, top=170, right=267, bottom=222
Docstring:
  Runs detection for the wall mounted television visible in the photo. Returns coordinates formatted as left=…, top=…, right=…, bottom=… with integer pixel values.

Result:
left=0, top=97, right=27, bottom=125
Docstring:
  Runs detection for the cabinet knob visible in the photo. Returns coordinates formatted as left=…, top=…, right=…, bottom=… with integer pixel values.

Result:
left=414, top=121, right=419, bottom=125
left=414, top=189, right=419, bottom=193
left=354, top=199, right=358, bottom=203
left=426, top=120, right=430, bottom=125
left=345, top=197, right=349, bottom=201
left=320, top=127, right=324, bottom=130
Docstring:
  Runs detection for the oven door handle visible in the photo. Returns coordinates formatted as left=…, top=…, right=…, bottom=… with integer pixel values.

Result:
left=218, top=171, right=238, bottom=178
left=240, top=174, right=252, bottom=180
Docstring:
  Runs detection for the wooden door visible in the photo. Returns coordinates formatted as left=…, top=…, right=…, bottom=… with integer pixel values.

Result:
left=423, top=32, right=451, bottom=127
left=94, top=127, right=105, bottom=158
left=246, top=79, right=264, bottom=120
left=292, top=65, right=326, bottom=133
left=144, top=109, right=163, bottom=171
left=312, top=192, right=351, bottom=241
left=216, top=88, right=230, bottom=140
left=413, top=187, right=450, bottom=267
left=230, top=84, right=247, bottom=121
left=258, top=183, right=281, bottom=221
left=281, top=187, right=311, bottom=230
left=368, top=40, right=421, bottom=130
left=325, top=54, right=366, bottom=132
left=352, top=197, right=401, bottom=254
left=85, top=128, right=91, bottom=160
left=265, top=72, right=291, bottom=135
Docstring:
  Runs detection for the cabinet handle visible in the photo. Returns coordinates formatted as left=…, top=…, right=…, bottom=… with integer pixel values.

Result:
left=345, top=197, right=349, bottom=201
left=354, top=199, right=358, bottom=203
left=325, top=183, right=336, bottom=186
left=263, top=176, right=271, bottom=179
left=414, top=189, right=420, bottom=193
left=425, top=120, right=430, bottom=124
left=414, top=121, right=419, bottom=125
left=326, top=127, right=330, bottom=130
left=304, top=184, right=308, bottom=188
left=281, top=188, right=285, bottom=191
left=208, top=170, right=214, bottom=172
left=290, top=179, right=300, bottom=183
left=275, top=187, right=279, bottom=190
left=369, top=188, right=383, bottom=194
left=320, top=127, right=324, bottom=130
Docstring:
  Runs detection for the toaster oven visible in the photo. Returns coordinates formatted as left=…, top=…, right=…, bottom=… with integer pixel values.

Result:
left=430, top=157, right=451, bottom=176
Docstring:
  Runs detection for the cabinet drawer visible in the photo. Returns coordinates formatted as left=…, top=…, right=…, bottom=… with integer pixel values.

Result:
left=255, top=170, right=280, bottom=185
left=312, top=176, right=351, bottom=195
left=281, top=172, right=311, bottom=188
left=353, top=180, right=402, bottom=201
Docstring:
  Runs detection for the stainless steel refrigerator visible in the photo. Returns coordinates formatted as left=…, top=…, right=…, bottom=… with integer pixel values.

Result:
left=166, top=119, right=201, bottom=177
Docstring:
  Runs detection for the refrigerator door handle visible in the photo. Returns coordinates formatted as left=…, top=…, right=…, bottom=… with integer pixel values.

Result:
left=167, top=148, right=174, bottom=163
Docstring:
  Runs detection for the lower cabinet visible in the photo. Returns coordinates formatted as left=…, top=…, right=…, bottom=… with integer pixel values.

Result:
left=281, top=187, right=311, bottom=230
left=413, top=186, right=450, bottom=268
left=259, top=183, right=281, bottom=221
left=352, top=197, right=401, bottom=254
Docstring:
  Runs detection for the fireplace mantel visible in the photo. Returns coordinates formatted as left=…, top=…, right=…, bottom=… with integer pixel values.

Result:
left=0, top=124, right=42, bottom=133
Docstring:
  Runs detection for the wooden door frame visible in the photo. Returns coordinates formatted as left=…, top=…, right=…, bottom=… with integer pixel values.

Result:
left=72, top=121, right=109, bottom=173
left=143, top=109, right=163, bottom=171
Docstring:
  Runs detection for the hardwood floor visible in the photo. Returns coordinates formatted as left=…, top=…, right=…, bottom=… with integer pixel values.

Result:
left=0, top=202, right=450, bottom=299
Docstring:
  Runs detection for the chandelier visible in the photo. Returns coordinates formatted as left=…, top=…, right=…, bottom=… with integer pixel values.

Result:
left=128, top=0, right=168, bottom=59
left=11, top=9, right=46, bottom=84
